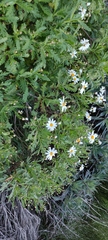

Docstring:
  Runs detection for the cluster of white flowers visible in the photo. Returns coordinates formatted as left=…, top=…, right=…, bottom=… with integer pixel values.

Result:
left=68, top=69, right=79, bottom=84
left=79, top=3, right=91, bottom=20
left=95, top=86, right=106, bottom=104
left=45, top=80, right=101, bottom=160
left=44, top=20, right=105, bottom=163
left=79, top=38, right=90, bottom=51
left=45, top=115, right=99, bottom=161
left=79, top=6, right=87, bottom=20
left=46, top=118, right=78, bottom=160
left=89, top=106, right=97, bottom=113
left=79, top=80, right=88, bottom=94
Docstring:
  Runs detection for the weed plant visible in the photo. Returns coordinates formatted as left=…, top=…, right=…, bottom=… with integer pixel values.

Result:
left=0, top=1, right=108, bottom=236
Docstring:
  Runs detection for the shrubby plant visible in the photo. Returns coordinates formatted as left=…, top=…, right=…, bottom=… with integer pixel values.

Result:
left=0, top=0, right=107, bottom=214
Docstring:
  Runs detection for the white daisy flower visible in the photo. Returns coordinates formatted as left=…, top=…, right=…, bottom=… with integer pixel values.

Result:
left=70, top=49, right=77, bottom=58
left=79, top=38, right=90, bottom=51
left=68, top=146, right=77, bottom=157
left=46, top=118, right=57, bottom=132
left=96, top=93, right=106, bottom=103
left=79, top=88, right=85, bottom=94
left=68, top=69, right=77, bottom=78
left=76, top=138, right=83, bottom=145
left=81, top=80, right=88, bottom=89
left=88, top=131, right=98, bottom=144
left=85, top=111, right=92, bottom=121
left=68, top=69, right=79, bottom=84
left=79, top=6, right=87, bottom=20
left=79, top=164, right=84, bottom=171
left=59, top=96, right=67, bottom=112
left=100, top=86, right=105, bottom=94
left=45, top=147, right=57, bottom=160
left=79, top=80, right=88, bottom=94
left=72, top=76, right=79, bottom=84
left=89, top=106, right=97, bottom=113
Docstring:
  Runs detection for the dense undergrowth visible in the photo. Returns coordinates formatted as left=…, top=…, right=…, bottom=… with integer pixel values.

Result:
left=0, top=0, right=108, bottom=239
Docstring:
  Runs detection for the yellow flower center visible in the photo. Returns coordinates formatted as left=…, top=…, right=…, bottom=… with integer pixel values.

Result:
left=70, top=149, right=73, bottom=153
left=91, top=135, right=95, bottom=139
left=62, top=102, right=66, bottom=106
left=71, top=73, right=75, bottom=77
left=50, top=152, right=54, bottom=156
left=50, top=123, right=53, bottom=127
left=76, top=138, right=80, bottom=143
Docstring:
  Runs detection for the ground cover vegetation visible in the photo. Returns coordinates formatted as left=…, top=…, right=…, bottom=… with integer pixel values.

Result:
left=0, top=0, right=108, bottom=239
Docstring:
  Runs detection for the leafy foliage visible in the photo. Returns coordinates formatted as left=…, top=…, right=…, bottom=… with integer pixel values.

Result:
left=0, top=0, right=108, bottom=211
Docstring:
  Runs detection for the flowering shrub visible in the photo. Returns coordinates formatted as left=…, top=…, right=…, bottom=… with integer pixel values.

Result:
left=0, top=0, right=107, bottom=209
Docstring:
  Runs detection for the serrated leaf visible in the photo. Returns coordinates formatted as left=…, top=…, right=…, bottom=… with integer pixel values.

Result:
left=0, top=55, right=6, bottom=66
left=5, top=59, right=18, bottom=74
left=39, top=4, right=52, bottom=15
left=35, top=26, right=46, bottom=36
left=41, top=74, right=51, bottom=81
left=17, top=2, right=33, bottom=12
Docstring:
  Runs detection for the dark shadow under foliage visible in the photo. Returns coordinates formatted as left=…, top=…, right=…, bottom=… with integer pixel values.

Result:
left=0, top=191, right=40, bottom=240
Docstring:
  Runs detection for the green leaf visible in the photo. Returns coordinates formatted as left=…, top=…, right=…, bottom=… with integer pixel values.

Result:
left=0, top=92, right=3, bottom=102
left=101, top=61, right=108, bottom=73
left=79, top=21, right=91, bottom=32
left=23, top=86, right=29, bottom=103
left=40, top=47, right=46, bottom=67
left=53, top=0, right=60, bottom=11
left=35, top=26, right=46, bottom=36
left=0, top=37, right=7, bottom=44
